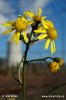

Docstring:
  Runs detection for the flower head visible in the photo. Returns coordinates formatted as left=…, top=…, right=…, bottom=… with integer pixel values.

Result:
left=24, top=8, right=46, bottom=24
left=34, top=20, right=57, bottom=54
left=2, top=15, right=33, bottom=44
left=48, top=61, right=60, bottom=73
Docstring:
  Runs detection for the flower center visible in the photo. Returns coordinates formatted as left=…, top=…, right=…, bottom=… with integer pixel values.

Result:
left=13, top=18, right=27, bottom=31
left=47, top=28, right=57, bottom=40
left=33, top=15, right=41, bottom=22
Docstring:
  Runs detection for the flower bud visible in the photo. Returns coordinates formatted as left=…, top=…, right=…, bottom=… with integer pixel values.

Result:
left=58, top=59, right=64, bottom=66
left=53, top=57, right=64, bottom=66
left=48, top=61, right=60, bottom=73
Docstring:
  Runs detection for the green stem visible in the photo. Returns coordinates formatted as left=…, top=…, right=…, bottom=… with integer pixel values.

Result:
left=22, top=43, right=29, bottom=100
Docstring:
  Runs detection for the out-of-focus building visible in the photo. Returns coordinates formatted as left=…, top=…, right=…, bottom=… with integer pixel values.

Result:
left=6, top=42, right=22, bottom=67
left=0, top=42, right=22, bottom=68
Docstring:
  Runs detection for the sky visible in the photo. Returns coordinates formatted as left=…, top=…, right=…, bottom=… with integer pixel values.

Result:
left=0, top=0, right=66, bottom=61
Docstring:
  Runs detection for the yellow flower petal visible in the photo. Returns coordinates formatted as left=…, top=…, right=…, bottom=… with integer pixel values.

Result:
left=15, top=32, right=20, bottom=44
left=45, top=39, right=50, bottom=49
left=34, top=29, right=46, bottom=34
left=51, top=41, right=54, bottom=54
left=53, top=40, right=56, bottom=53
left=2, top=23, right=12, bottom=27
left=45, top=20, right=54, bottom=28
left=27, top=21, right=33, bottom=25
left=10, top=33, right=16, bottom=42
left=44, top=24, right=49, bottom=29
left=22, top=31, right=28, bottom=43
left=2, top=29, right=13, bottom=35
left=21, top=17, right=26, bottom=21
left=2, top=21, right=12, bottom=27
left=24, top=11, right=34, bottom=18
left=38, top=8, right=42, bottom=16
left=41, top=19, right=48, bottom=29
left=38, top=34, right=47, bottom=40
left=41, top=18, right=45, bottom=25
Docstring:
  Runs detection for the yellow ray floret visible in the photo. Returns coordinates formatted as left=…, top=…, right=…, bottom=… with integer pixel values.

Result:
left=10, top=33, right=16, bottom=42
left=38, top=34, right=47, bottom=40
left=45, top=39, right=50, bottom=49
left=22, top=31, right=28, bottom=43
left=45, top=39, right=56, bottom=54
left=41, top=20, right=54, bottom=30
left=2, top=21, right=13, bottom=27
left=2, top=29, right=13, bottom=35
left=38, top=8, right=42, bottom=16
left=45, top=20, right=54, bottom=28
left=10, top=32, right=20, bottom=45
left=16, top=32, right=20, bottom=44
left=34, top=29, right=47, bottom=34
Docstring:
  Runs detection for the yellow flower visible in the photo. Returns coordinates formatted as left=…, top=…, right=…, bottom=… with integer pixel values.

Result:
left=24, top=8, right=46, bottom=24
left=34, top=28, right=57, bottom=54
left=53, top=57, right=64, bottom=66
left=58, top=59, right=64, bottom=66
left=2, top=16, right=33, bottom=44
left=34, top=20, right=57, bottom=54
left=48, top=61, right=60, bottom=73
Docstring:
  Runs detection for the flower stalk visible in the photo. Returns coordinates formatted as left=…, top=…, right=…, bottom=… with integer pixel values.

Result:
left=22, top=43, right=29, bottom=100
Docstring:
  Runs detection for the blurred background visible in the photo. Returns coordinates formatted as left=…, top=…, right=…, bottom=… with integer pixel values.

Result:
left=0, top=0, right=66, bottom=100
